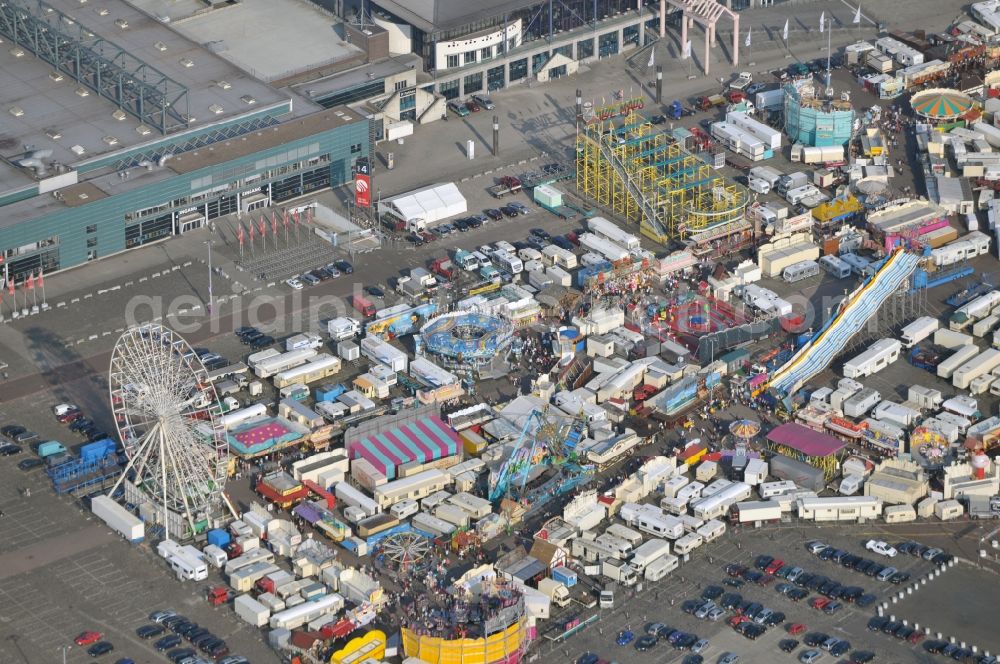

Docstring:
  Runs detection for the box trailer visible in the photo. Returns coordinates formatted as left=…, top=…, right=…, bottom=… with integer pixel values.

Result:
left=899, top=316, right=939, bottom=348
left=730, top=500, right=782, bottom=524
left=269, top=593, right=344, bottom=630
left=253, top=348, right=319, bottom=378
left=691, top=482, right=753, bottom=520
left=796, top=496, right=882, bottom=522
left=937, top=344, right=980, bottom=379
left=843, top=388, right=881, bottom=418
left=91, top=495, right=144, bottom=543
left=872, top=401, right=921, bottom=427
left=843, top=339, right=902, bottom=378
left=334, top=482, right=380, bottom=517
left=954, top=348, right=1000, bottom=389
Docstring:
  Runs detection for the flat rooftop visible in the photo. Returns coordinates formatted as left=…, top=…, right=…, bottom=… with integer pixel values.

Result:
left=0, top=0, right=293, bottom=182
left=0, top=105, right=363, bottom=226
left=129, top=0, right=363, bottom=82
left=291, top=54, right=424, bottom=101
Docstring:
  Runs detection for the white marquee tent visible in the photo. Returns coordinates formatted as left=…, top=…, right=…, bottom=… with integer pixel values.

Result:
left=380, top=182, right=467, bottom=231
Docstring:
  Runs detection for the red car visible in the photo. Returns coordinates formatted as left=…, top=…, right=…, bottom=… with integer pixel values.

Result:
left=465, top=100, right=481, bottom=112
left=757, top=574, right=777, bottom=586
left=907, top=630, right=924, bottom=644
left=810, top=598, right=830, bottom=610
left=764, top=559, right=784, bottom=575
left=74, top=631, right=103, bottom=646
left=787, top=623, right=807, bottom=635
left=728, top=615, right=750, bottom=628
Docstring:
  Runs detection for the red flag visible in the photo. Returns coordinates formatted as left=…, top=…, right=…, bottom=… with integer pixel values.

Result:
left=282, top=211, right=290, bottom=230
left=293, top=210, right=301, bottom=225
left=237, top=224, right=245, bottom=246
left=271, top=211, right=278, bottom=236
left=37, top=269, right=43, bottom=288
left=26, top=274, right=34, bottom=290
left=7, top=277, right=12, bottom=296
left=249, top=224, right=256, bottom=241
left=258, top=216, right=267, bottom=237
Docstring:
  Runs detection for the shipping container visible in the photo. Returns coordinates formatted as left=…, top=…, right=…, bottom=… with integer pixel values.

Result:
left=730, top=500, right=782, bottom=523
left=234, top=594, right=270, bottom=627
left=411, top=511, right=456, bottom=537
left=843, top=388, right=882, bottom=418
left=253, top=348, right=319, bottom=379
left=953, top=348, right=1000, bottom=390
left=334, top=482, right=380, bottom=517
left=628, top=538, right=671, bottom=572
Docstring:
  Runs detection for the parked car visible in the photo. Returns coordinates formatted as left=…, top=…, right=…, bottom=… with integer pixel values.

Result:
left=18, top=458, right=44, bottom=470
left=465, top=100, right=481, bottom=112
left=156, top=635, right=183, bottom=651
left=508, top=201, right=530, bottom=214
left=137, top=624, right=165, bottom=639
left=286, top=277, right=303, bottom=290
left=0, top=425, right=25, bottom=437
left=615, top=629, right=635, bottom=646
left=634, top=635, right=657, bottom=651
left=76, top=632, right=104, bottom=646
left=0, top=443, right=22, bottom=456
left=472, top=95, right=496, bottom=109
left=87, top=642, right=114, bottom=657
left=780, top=639, right=799, bottom=653
left=447, top=101, right=470, bottom=117
left=798, top=649, right=823, bottom=663
left=866, top=540, right=898, bottom=557
left=13, top=430, right=37, bottom=444
left=334, top=260, right=354, bottom=274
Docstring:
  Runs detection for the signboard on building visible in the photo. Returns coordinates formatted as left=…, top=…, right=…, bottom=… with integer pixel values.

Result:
left=355, top=159, right=371, bottom=208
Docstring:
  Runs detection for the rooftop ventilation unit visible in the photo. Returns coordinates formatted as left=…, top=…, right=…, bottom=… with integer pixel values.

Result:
left=240, top=95, right=257, bottom=105
left=154, top=41, right=168, bottom=51
left=45, top=128, right=62, bottom=139
left=9, top=106, right=25, bottom=117
left=209, top=104, right=224, bottom=115
left=115, top=18, right=128, bottom=29
left=112, top=109, right=127, bottom=121
left=216, top=80, right=231, bottom=90
left=179, top=57, right=194, bottom=68
left=182, top=113, right=196, bottom=123
left=135, top=124, right=152, bottom=136
left=71, top=145, right=86, bottom=156
left=102, top=136, right=119, bottom=146
left=49, top=71, right=64, bottom=82
left=95, top=7, right=109, bottom=15
left=75, top=87, right=90, bottom=97
left=9, top=46, right=25, bottom=58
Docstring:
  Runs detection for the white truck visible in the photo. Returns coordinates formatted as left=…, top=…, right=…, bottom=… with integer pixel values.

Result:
left=628, top=538, right=671, bottom=574
left=327, top=317, right=361, bottom=341
left=602, top=558, right=637, bottom=586
left=899, top=316, right=939, bottom=348
left=537, top=578, right=571, bottom=607
left=729, top=71, right=753, bottom=91
left=285, top=332, right=323, bottom=352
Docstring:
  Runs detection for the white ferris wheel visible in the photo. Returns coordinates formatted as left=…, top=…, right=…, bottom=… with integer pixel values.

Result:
left=108, top=323, right=228, bottom=536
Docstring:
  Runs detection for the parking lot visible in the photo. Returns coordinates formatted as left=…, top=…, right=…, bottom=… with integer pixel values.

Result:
left=538, top=520, right=996, bottom=664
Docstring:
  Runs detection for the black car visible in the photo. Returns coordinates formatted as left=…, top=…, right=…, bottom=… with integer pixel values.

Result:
left=187, top=628, right=211, bottom=643
left=552, top=236, right=574, bottom=250
left=13, top=431, right=37, bottom=443
left=18, top=458, right=44, bottom=471
left=804, top=633, right=830, bottom=647
left=0, top=425, right=26, bottom=437
left=924, top=640, right=949, bottom=653
left=840, top=586, right=863, bottom=602
left=721, top=593, right=742, bottom=609
left=741, top=624, right=766, bottom=640
left=881, top=621, right=902, bottom=635
left=136, top=624, right=165, bottom=639
left=830, top=549, right=848, bottom=563
left=742, top=569, right=764, bottom=583
left=511, top=240, right=529, bottom=251
left=530, top=228, right=551, bottom=241
left=754, top=555, right=774, bottom=570
left=453, top=218, right=470, bottom=231
left=171, top=621, right=196, bottom=635
left=466, top=216, right=483, bottom=228
left=932, top=552, right=955, bottom=565
left=483, top=208, right=504, bottom=221
left=895, top=625, right=915, bottom=640
left=235, top=326, right=258, bottom=337
left=87, top=642, right=114, bottom=657
left=365, top=286, right=385, bottom=298
left=334, top=260, right=353, bottom=274
left=0, top=444, right=22, bottom=456
left=161, top=616, right=187, bottom=628
left=576, top=654, right=600, bottom=664
left=701, top=585, right=724, bottom=601
left=787, top=588, right=809, bottom=602
left=851, top=652, right=875, bottom=663
left=674, top=633, right=699, bottom=649
left=649, top=114, right=667, bottom=124
left=682, top=657, right=704, bottom=664
left=86, top=429, right=109, bottom=442
left=524, top=237, right=545, bottom=251
left=856, top=593, right=877, bottom=608
left=889, top=571, right=910, bottom=585
left=868, top=616, right=889, bottom=631
left=841, top=554, right=861, bottom=568
left=855, top=559, right=874, bottom=573
left=155, top=635, right=182, bottom=651
left=830, top=640, right=851, bottom=656
left=681, top=599, right=702, bottom=614
left=634, top=635, right=657, bottom=651
left=806, top=575, right=827, bottom=591
left=406, top=233, right=425, bottom=246
left=764, top=611, right=786, bottom=626
left=167, top=649, right=195, bottom=664
left=500, top=205, right=520, bottom=218
left=241, top=331, right=264, bottom=345
left=249, top=335, right=274, bottom=349
left=795, top=572, right=816, bottom=588
left=779, top=639, right=799, bottom=653
left=817, top=547, right=836, bottom=561
left=865, top=563, right=885, bottom=578
left=742, top=602, right=763, bottom=619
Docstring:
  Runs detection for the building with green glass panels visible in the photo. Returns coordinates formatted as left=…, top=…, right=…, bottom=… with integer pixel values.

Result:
left=0, top=0, right=370, bottom=282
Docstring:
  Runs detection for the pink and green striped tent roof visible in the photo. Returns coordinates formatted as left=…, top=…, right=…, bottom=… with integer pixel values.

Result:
left=346, top=416, right=459, bottom=479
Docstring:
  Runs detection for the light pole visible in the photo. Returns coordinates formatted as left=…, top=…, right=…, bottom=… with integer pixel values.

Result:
left=205, top=239, right=214, bottom=315
left=60, top=645, right=71, bottom=664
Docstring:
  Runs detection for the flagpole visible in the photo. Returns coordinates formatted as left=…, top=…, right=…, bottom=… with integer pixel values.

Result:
left=32, top=274, right=37, bottom=309
left=40, top=272, right=46, bottom=306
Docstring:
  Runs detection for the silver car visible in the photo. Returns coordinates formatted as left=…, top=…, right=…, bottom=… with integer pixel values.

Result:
left=694, top=601, right=716, bottom=619
left=691, top=638, right=710, bottom=653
